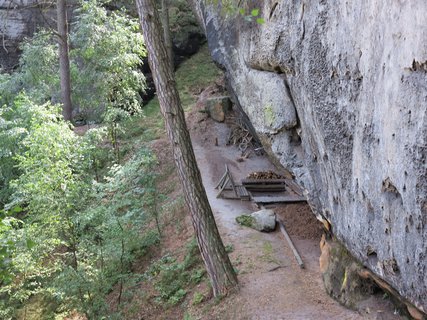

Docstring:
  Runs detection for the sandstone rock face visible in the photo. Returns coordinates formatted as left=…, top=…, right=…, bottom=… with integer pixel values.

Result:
left=192, top=1, right=427, bottom=312
left=0, top=0, right=57, bottom=70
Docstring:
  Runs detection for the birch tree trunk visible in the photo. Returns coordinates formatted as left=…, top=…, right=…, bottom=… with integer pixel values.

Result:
left=57, top=0, right=73, bottom=121
left=136, top=0, right=238, bottom=297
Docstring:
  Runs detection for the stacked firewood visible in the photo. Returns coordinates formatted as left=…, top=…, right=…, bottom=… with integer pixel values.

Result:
left=247, top=171, right=285, bottom=180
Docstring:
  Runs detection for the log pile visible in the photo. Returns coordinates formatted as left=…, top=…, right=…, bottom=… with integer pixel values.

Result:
left=247, top=171, right=285, bottom=180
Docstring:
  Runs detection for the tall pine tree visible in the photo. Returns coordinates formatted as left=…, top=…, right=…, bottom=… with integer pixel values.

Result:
left=136, top=0, right=238, bottom=297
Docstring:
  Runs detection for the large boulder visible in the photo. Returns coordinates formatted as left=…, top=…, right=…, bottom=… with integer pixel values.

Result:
left=191, top=0, right=427, bottom=313
left=236, top=209, right=276, bottom=232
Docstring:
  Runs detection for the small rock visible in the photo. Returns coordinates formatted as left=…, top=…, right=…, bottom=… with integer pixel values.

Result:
left=406, top=304, right=425, bottom=320
left=236, top=209, right=276, bottom=232
left=205, top=96, right=232, bottom=122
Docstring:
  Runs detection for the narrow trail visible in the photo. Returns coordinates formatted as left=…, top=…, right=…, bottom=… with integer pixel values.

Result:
left=189, top=113, right=402, bottom=320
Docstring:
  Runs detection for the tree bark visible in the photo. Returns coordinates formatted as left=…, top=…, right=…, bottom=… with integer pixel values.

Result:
left=57, top=0, right=73, bottom=121
left=160, top=0, right=174, bottom=70
left=136, top=0, right=238, bottom=297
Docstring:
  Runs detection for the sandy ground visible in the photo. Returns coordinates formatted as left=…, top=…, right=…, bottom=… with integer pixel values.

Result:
left=188, top=108, right=404, bottom=320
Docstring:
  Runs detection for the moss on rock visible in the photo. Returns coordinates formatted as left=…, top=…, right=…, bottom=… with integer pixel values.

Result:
left=236, top=214, right=256, bottom=228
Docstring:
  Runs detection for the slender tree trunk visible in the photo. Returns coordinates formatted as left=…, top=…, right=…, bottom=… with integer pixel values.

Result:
left=161, top=0, right=174, bottom=70
left=57, top=0, right=73, bottom=121
left=136, top=0, right=238, bottom=297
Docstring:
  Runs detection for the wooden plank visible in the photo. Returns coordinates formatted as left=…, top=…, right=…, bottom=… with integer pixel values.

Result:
left=236, top=185, right=250, bottom=200
left=278, top=220, right=305, bottom=269
left=251, top=195, right=306, bottom=204
left=215, top=170, right=228, bottom=189
left=216, top=176, right=230, bottom=198
left=243, top=185, right=287, bottom=191
left=245, top=188, right=287, bottom=193
left=226, top=164, right=238, bottom=197
left=236, top=185, right=250, bottom=197
left=220, top=194, right=241, bottom=200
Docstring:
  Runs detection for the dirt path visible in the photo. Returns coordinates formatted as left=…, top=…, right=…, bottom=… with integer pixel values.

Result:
left=188, top=111, right=402, bottom=320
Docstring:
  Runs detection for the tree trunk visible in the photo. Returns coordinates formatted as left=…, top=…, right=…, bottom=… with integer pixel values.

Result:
left=57, top=0, right=73, bottom=121
left=160, top=0, right=174, bottom=70
left=136, top=0, right=238, bottom=297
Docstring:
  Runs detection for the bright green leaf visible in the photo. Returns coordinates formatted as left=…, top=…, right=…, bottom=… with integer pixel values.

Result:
left=251, top=9, right=259, bottom=17
left=256, top=18, right=265, bottom=24
left=26, top=239, right=36, bottom=249
left=11, top=206, right=22, bottom=214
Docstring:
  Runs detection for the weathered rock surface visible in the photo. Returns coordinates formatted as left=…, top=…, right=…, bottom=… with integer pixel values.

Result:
left=320, top=235, right=377, bottom=309
left=192, top=0, right=427, bottom=313
left=0, top=0, right=58, bottom=70
left=236, top=209, right=276, bottom=232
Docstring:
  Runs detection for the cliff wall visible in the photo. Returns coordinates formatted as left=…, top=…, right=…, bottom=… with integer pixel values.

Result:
left=0, top=0, right=57, bottom=70
left=193, top=0, right=427, bottom=312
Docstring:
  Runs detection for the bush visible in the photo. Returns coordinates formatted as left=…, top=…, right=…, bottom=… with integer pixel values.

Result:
left=147, top=238, right=204, bottom=306
left=0, top=94, right=161, bottom=318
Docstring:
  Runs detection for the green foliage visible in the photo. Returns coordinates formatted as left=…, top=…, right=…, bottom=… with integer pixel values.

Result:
left=0, top=12, right=223, bottom=318
left=46, top=148, right=160, bottom=318
left=0, top=214, right=20, bottom=285
left=191, top=292, right=204, bottom=305
left=168, top=0, right=203, bottom=49
left=0, top=94, right=64, bottom=208
left=18, top=31, right=61, bottom=103
left=0, top=92, right=163, bottom=318
left=146, top=238, right=205, bottom=306
left=0, top=96, right=96, bottom=318
left=0, top=0, right=146, bottom=123
left=225, top=243, right=234, bottom=253
left=71, top=0, right=146, bottom=119
left=207, top=0, right=265, bottom=23
left=176, top=45, right=223, bottom=109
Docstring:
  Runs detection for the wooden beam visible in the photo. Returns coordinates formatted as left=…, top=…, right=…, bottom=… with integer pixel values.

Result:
left=215, top=170, right=228, bottom=189
left=243, top=185, right=287, bottom=191
left=278, top=220, right=305, bottom=269
left=242, top=178, right=288, bottom=185
left=226, top=165, right=238, bottom=197
left=251, top=196, right=306, bottom=204
left=216, top=176, right=230, bottom=198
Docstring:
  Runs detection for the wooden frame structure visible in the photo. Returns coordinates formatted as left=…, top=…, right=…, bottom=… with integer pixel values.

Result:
left=215, top=165, right=250, bottom=200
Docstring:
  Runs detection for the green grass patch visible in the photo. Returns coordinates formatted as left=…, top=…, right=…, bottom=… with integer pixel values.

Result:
left=119, top=44, right=222, bottom=150
left=176, top=45, right=223, bottom=110
left=260, top=240, right=280, bottom=265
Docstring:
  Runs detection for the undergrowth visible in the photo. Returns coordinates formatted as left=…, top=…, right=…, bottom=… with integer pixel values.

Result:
left=0, top=41, right=222, bottom=319
left=145, top=238, right=205, bottom=306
